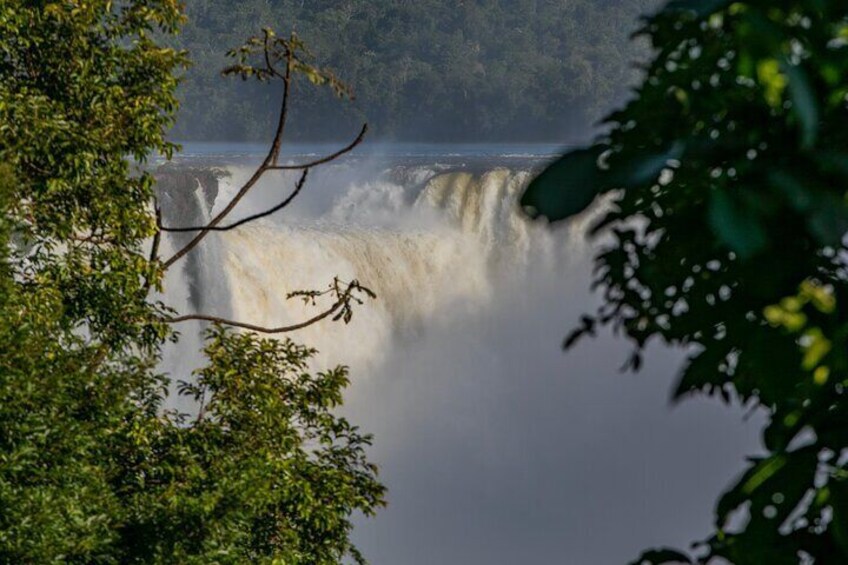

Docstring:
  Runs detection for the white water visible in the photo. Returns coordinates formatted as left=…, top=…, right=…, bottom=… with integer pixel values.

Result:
left=175, top=164, right=588, bottom=371
left=160, top=158, right=763, bottom=564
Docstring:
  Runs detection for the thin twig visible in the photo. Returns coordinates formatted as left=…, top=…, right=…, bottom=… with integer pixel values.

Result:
left=161, top=122, right=366, bottom=268
left=267, top=123, right=367, bottom=170
left=167, top=297, right=344, bottom=334
left=166, top=279, right=375, bottom=335
left=160, top=33, right=366, bottom=271
left=160, top=170, right=308, bottom=233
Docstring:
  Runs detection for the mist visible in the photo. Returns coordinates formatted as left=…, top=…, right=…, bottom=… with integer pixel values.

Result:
left=154, top=4, right=759, bottom=563
left=157, top=152, right=764, bottom=564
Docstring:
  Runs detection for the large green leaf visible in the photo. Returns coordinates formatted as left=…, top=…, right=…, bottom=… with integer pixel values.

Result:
left=708, top=189, right=768, bottom=259
left=807, top=193, right=848, bottom=245
left=521, top=145, right=608, bottom=222
left=522, top=143, right=682, bottom=222
left=629, top=548, right=693, bottom=565
left=784, top=63, right=819, bottom=149
left=829, top=481, right=848, bottom=559
left=663, top=0, right=732, bottom=18
left=716, top=446, right=818, bottom=528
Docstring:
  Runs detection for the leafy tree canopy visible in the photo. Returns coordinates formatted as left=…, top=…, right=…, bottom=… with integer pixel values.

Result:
left=524, top=0, right=848, bottom=562
left=0, top=2, right=383, bottom=562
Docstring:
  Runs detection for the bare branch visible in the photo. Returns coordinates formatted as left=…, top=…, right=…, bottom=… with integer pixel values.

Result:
left=268, top=123, right=368, bottom=170
left=166, top=279, right=376, bottom=334
left=160, top=170, right=308, bottom=233
left=141, top=202, right=163, bottom=293
left=162, top=166, right=263, bottom=269
left=150, top=202, right=162, bottom=262
left=268, top=47, right=292, bottom=167
left=167, top=306, right=340, bottom=335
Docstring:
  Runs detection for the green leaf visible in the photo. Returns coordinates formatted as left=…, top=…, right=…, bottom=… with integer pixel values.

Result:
left=708, top=189, right=768, bottom=259
left=807, top=193, right=848, bottom=245
left=716, top=446, right=818, bottom=527
left=522, top=143, right=682, bottom=222
left=629, top=548, right=693, bottom=565
left=674, top=346, right=732, bottom=400
left=663, top=0, right=732, bottom=18
left=768, top=170, right=813, bottom=212
left=829, top=481, right=848, bottom=559
left=521, top=145, right=607, bottom=221
left=784, top=63, right=819, bottom=149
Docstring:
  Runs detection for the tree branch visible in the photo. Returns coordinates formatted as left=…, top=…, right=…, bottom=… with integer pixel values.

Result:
left=161, top=48, right=293, bottom=270
left=166, top=279, right=375, bottom=334
left=142, top=202, right=163, bottom=293
left=167, top=305, right=340, bottom=335
left=268, top=44, right=292, bottom=167
left=159, top=170, right=308, bottom=233
left=161, top=119, right=366, bottom=269
left=150, top=202, right=162, bottom=262
left=267, top=123, right=367, bottom=170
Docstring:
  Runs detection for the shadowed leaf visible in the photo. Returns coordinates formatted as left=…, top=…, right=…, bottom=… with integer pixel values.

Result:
left=708, top=189, right=767, bottom=259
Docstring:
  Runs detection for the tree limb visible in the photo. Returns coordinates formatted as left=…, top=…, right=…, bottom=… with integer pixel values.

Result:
left=166, top=279, right=375, bottom=334
left=150, top=202, right=162, bottom=262
left=159, top=170, right=308, bottom=233
left=161, top=120, right=366, bottom=269
left=142, top=202, right=163, bottom=293
left=268, top=40, right=292, bottom=167
left=161, top=42, right=293, bottom=270
left=267, top=123, right=367, bottom=170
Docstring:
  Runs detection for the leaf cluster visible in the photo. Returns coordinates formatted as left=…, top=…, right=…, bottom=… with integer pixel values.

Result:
left=524, top=1, right=848, bottom=562
left=0, top=3, right=384, bottom=563
left=222, top=27, right=351, bottom=99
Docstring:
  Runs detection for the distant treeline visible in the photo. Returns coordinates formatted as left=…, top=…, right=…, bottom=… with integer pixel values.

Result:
left=172, top=0, right=659, bottom=142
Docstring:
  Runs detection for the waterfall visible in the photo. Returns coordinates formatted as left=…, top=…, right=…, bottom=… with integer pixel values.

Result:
left=154, top=153, right=763, bottom=565
left=156, top=161, right=582, bottom=370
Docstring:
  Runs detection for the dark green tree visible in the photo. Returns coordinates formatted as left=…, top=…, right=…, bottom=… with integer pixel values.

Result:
left=523, top=0, right=848, bottom=562
left=0, top=2, right=383, bottom=562
left=169, top=0, right=660, bottom=141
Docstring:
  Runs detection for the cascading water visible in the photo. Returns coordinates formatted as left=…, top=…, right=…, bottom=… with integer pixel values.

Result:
left=160, top=158, right=583, bottom=371
left=156, top=150, right=762, bottom=565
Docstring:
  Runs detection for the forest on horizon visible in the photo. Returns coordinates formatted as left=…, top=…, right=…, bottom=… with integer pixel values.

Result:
left=172, top=0, right=659, bottom=142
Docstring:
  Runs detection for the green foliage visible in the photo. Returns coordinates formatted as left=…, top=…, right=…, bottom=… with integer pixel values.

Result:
left=524, top=0, right=848, bottom=562
left=223, top=28, right=351, bottom=99
left=169, top=0, right=660, bottom=141
left=118, top=328, right=383, bottom=564
left=0, top=2, right=383, bottom=562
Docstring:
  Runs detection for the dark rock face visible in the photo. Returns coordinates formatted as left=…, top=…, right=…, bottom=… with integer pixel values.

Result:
left=155, top=165, right=232, bottom=317
left=155, top=164, right=222, bottom=229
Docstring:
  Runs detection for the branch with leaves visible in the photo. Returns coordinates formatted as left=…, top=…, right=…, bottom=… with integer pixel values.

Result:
left=157, top=27, right=363, bottom=269
left=168, top=279, right=376, bottom=334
